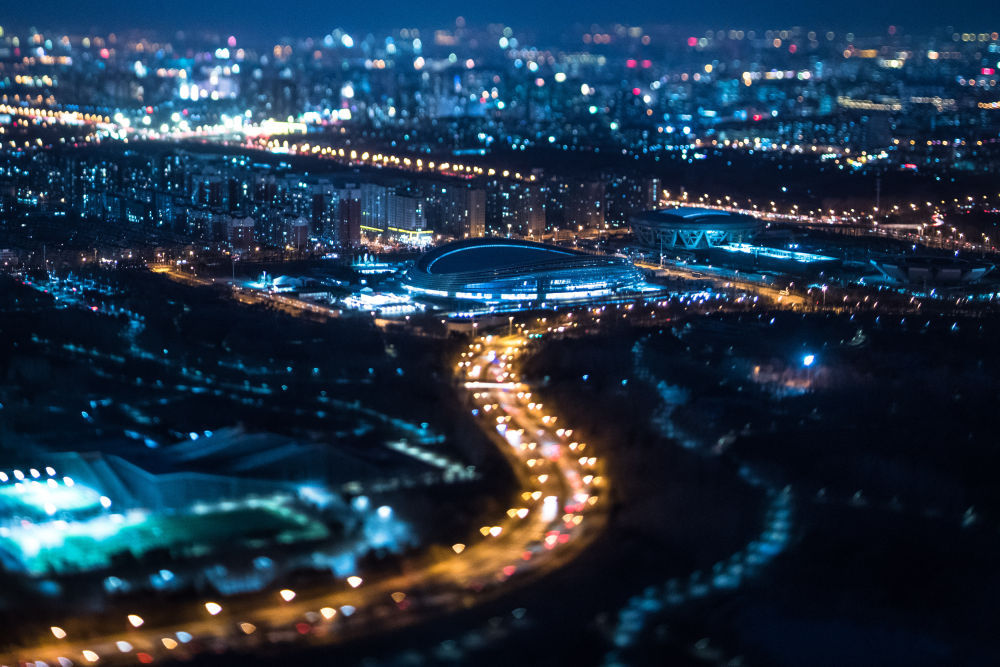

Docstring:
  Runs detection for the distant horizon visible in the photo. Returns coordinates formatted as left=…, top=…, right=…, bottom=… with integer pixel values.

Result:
left=3, top=0, right=998, bottom=40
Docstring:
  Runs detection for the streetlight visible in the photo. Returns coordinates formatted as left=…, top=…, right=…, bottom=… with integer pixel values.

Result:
left=508, top=315, right=514, bottom=336
left=803, top=353, right=815, bottom=386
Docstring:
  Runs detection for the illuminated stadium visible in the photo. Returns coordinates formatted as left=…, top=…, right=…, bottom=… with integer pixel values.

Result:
left=0, top=455, right=329, bottom=578
left=0, top=442, right=414, bottom=586
left=631, top=207, right=761, bottom=250
left=401, top=238, right=646, bottom=305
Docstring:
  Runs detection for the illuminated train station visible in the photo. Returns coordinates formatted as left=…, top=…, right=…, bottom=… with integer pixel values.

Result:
left=401, top=238, right=647, bottom=306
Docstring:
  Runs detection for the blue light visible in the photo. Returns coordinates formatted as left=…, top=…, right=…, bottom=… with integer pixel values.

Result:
left=802, top=354, right=815, bottom=367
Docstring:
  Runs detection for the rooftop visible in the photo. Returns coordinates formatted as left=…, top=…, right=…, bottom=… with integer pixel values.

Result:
left=419, top=239, right=584, bottom=275
left=633, top=207, right=760, bottom=229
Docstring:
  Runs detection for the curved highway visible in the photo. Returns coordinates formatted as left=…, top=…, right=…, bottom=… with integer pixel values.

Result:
left=1, top=331, right=609, bottom=666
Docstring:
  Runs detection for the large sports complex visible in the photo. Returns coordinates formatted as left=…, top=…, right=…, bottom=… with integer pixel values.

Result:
left=401, top=238, right=647, bottom=305
left=631, top=206, right=840, bottom=275
left=631, top=206, right=761, bottom=250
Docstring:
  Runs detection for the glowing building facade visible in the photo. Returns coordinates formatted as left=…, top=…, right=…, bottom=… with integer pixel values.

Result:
left=401, top=238, right=645, bottom=305
left=631, top=207, right=761, bottom=250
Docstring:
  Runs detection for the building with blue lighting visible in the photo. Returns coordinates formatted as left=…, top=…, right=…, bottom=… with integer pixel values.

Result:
left=869, top=256, right=994, bottom=286
left=401, top=238, right=645, bottom=305
left=631, top=207, right=761, bottom=250
left=710, top=242, right=840, bottom=275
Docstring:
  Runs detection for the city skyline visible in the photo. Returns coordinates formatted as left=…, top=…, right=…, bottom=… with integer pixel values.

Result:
left=4, top=1, right=1000, bottom=36
left=2, top=6, right=1000, bottom=667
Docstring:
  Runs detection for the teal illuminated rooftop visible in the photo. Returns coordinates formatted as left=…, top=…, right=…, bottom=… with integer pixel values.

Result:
left=0, top=469, right=104, bottom=519
left=0, top=494, right=328, bottom=576
left=717, top=243, right=837, bottom=264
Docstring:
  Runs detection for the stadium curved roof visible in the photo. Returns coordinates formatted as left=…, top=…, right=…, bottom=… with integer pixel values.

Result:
left=631, top=207, right=761, bottom=250
left=403, top=238, right=644, bottom=304
left=632, top=207, right=759, bottom=230
left=417, top=238, right=586, bottom=274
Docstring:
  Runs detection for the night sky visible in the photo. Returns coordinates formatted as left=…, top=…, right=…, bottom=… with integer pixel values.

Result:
left=5, top=0, right=1000, bottom=36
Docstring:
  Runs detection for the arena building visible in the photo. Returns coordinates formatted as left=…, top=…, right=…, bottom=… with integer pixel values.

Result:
left=401, top=238, right=646, bottom=305
left=869, top=256, right=994, bottom=286
left=631, top=207, right=761, bottom=251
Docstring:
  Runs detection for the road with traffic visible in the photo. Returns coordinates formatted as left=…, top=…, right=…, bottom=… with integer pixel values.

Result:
left=1, top=331, right=609, bottom=666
